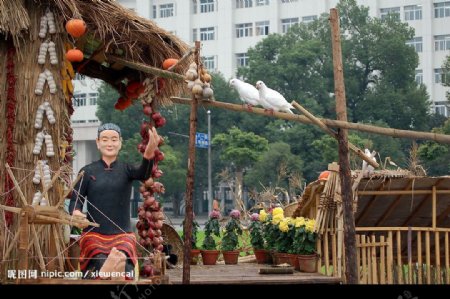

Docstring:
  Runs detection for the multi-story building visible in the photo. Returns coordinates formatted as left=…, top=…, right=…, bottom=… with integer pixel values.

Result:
left=118, top=0, right=450, bottom=116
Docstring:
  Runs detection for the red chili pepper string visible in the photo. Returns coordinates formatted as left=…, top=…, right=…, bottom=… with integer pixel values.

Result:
left=4, top=43, right=16, bottom=226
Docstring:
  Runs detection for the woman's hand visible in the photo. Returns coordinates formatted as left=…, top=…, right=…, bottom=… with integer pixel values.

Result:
left=143, top=127, right=161, bottom=160
left=72, top=210, right=88, bottom=229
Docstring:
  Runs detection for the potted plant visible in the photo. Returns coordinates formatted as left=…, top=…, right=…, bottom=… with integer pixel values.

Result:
left=249, top=212, right=270, bottom=264
left=200, top=210, right=221, bottom=265
left=181, top=218, right=200, bottom=265
left=221, top=209, right=243, bottom=264
left=292, top=217, right=318, bottom=272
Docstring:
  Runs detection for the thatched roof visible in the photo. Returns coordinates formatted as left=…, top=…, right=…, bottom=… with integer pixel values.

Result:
left=0, top=0, right=191, bottom=104
left=294, top=174, right=450, bottom=229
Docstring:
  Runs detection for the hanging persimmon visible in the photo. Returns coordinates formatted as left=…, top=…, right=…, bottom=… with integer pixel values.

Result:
left=65, top=18, right=87, bottom=38
left=162, top=58, right=178, bottom=70
left=66, top=49, right=84, bottom=62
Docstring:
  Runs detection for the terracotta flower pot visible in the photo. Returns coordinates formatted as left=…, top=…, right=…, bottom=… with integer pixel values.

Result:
left=297, top=254, right=318, bottom=273
left=288, top=254, right=300, bottom=271
left=190, top=249, right=201, bottom=265
left=200, top=250, right=220, bottom=265
left=253, top=249, right=271, bottom=264
left=222, top=250, right=240, bottom=265
left=273, top=252, right=291, bottom=265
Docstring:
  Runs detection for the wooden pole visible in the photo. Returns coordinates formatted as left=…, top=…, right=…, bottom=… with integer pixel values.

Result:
left=170, top=97, right=450, bottom=144
left=330, top=8, right=358, bottom=284
left=291, top=101, right=379, bottom=168
left=182, top=41, right=201, bottom=284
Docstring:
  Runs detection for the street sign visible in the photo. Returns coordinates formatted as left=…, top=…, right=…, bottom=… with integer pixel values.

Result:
left=195, top=132, right=209, bottom=148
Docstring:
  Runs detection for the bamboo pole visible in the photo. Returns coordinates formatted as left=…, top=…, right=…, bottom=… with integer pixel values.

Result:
left=170, top=97, right=450, bottom=144
left=408, top=227, right=413, bottom=284
left=330, top=8, right=357, bottom=284
left=418, top=231, right=423, bottom=284
left=435, top=231, right=441, bottom=284
left=5, top=163, right=28, bottom=207
left=324, top=232, right=330, bottom=276
left=332, top=232, right=337, bottom=277
left=182, top=41, right=201, bottom=285
left=31, top=224, right=46, bottom=272
left=426, top=231, right=431, bottom=284
left=167, top=47, right=195, bottom=71
left=361, top=235, right=367, bottom=284
left=371, top=235, right=378, bottom=284
left=432, top=186, right=437, bottom=229
left=51, top=224, right=65, bottom=271
left=380, top=235, right=386, bottom=284
left=387, top=231, right=394, bottom=284
left=18, top=210, right=29, bottom=272
left=106, top=55, right=185, bottom=81
left=397, top=231, right=403, bottom=284
left=356, top=235, right=361, bottom=283
left=358, top=190, right=450, bottom=195
left=291, top=101, right=379, bottom=168
left=356, top=227, right=450, bottom=232
left=445, top=232, right=449, bottom=284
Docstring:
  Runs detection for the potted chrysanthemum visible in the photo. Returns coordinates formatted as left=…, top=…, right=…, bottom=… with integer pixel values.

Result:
left=292, top=217, right=318, bottom=272
left=220, top=209, right=242, bottom=264
left=200, top=210, right=221, bottom=265
left=249, top=212, right=271, bottom=264
left=181, top=218, right=200, bottom=265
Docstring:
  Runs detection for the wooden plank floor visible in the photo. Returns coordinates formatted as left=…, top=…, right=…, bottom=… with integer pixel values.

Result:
left=167, top=263, right=342, bottom=284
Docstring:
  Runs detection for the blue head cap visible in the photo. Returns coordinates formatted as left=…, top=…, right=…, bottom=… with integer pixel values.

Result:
left=97, top=123, right=121, bottom=138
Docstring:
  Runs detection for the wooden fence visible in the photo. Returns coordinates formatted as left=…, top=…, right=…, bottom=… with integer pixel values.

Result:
left=317, top=227, right=450, bottom=284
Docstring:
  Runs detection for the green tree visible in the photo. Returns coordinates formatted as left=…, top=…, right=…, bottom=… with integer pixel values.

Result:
left=245, top=142, right=304, bottom=197
left=443, top=54, right=450, bottom=101
left=212, top=127, right=269, bottom=208
left=238, top=0, right=430, bottom=130
left=418, top=120, right=450, bottom=176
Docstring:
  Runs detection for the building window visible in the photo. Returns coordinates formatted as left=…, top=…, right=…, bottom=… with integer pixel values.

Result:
left=434, top=35, right=450, bottom=51
left=200, top=27, right=215, bottom=41
left=192, top=0, right=198, bottom=14
left=435, top=68, right=445, bottom=84
left=281, top=17, right=298, bottom=33
left=256, top=0, right=269, bottom=6
left=435, top=104, right=449, bottom=117
left=415, top=70, right=423, bottom=85
left=73, top=93, right=86, bottom=107
left=88, top=119, right=99, bottom=123
left=152, top=5, right=157, bottom=18
left=406, top=37, right=423, bottom=53
left=160, top=3, right=174, bottom=18
left=200, top=0, right=214, bottom=13
left=89, top=93, right=98, bottom=106
left=302, top=15, right=317, bottom=23
left=192, top=28, right=198, bottom=42
left=380, top=7, right=400, bottom=20
left=202, top=56, right=216, bottom=71
left=404, top=5, right=422, bottom=21
left=255, top=21, right=269, bottom=36
left=281, top=0, right=298, bottom=3
left=435, top=2, right=450, bottom=18
left=236, top=53, right=249, bottom=67
left=72, top=120, right=86, bottom=124
left=236, top=0, right=252, bottom=9
left=236, top=23, right=253, bottom=38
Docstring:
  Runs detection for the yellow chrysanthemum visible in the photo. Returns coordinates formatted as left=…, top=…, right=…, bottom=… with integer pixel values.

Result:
left=306, top=219, right=315, bottom=232
left=285, top=217, right=294, bottom=225
left=294, top=217, right=306, bottom=228
left=259, top=210, right=267, bottom=222
left=272, top=207, right=284, bottom=217
left=279, top=220, right=289, bottom=232
left=271, top=213, right=284, bottom=225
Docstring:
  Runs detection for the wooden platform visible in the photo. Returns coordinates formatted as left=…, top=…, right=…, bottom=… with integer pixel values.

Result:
left=15, top=275, right=168, bottom=285
left=167, top=263, right=342, bottom=284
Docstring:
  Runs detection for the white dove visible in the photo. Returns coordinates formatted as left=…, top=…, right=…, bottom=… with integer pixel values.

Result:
left=255, top=80, right=294, bottom=114
left=229, top=78, right=260, bottom=111
left=362, top=148, right=377, bottom=177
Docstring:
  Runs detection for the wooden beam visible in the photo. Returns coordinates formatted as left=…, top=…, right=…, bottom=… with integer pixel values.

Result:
left=330, top=8, right=357, bottom=284
left=355, top=227, right=450, bottom=232
left=5, top=163, right=28, bottom=207
left=170, top=97, right=450, bottom=144
left=182, top=41, right=201, bottom=285
left=106, top=55, right=185, bottom=81
left=291, top=101, right=379, bottom=168
left=358, top=190, right=450, bottom=195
